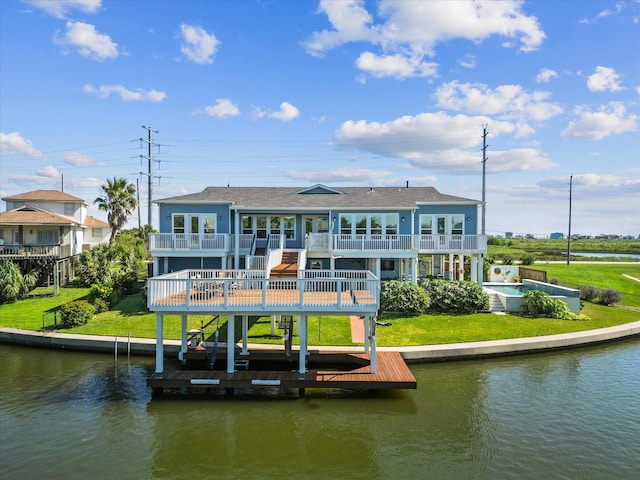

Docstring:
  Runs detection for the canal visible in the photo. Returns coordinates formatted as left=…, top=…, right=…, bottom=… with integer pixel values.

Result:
left=1, top=340, right=639, bottom=479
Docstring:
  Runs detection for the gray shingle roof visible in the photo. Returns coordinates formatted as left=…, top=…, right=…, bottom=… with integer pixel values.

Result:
left=155, top=185, right=480, bottom=210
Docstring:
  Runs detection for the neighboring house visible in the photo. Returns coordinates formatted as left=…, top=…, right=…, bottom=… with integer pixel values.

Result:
left=83, top=215, right=110, bottom=250
left=0, top=190, right=109, bottom=262
left=149, top=184, right=487, bottom=283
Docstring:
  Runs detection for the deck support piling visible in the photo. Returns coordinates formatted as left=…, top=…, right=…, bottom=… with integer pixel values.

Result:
left=370, top=315, right=377, bottom=373
left=299, top=315, right=307, bottom=374
left=241, top=315, right=249, bottom=355
left=179, top=314, right=187, bottom=361
left=364, top=316, right=370, bottom=354
left=227, top=314, right=235, bottom=373
left=155, top=313, right=164, bottom=373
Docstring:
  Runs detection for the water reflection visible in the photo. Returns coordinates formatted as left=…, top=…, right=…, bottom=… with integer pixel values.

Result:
left=1, top=340, right=639, bottom=479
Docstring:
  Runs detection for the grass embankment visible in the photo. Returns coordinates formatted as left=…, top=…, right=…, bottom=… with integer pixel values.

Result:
left=1, top=263, right=638, bottom=346
left=487, top=238, right=640, bottom=261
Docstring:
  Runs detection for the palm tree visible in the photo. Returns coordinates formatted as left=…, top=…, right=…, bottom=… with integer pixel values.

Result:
left=94, top=177, right=138, bottom=245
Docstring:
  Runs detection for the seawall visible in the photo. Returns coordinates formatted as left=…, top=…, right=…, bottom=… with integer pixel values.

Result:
left=2, top=322, right=640, bottom=363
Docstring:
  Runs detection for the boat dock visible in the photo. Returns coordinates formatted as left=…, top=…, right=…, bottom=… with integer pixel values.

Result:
left=147, top=349, right=416, bottom=395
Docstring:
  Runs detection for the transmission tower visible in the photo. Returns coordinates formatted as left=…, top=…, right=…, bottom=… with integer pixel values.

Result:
left=140, top=125, right=160, bottom=227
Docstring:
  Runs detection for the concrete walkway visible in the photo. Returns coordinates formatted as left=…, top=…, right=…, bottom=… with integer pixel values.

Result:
left=2, top=321, right=640, bottom=363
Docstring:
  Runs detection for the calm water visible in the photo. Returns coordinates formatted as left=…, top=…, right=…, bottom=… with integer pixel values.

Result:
left=1, top=341, right=639, bottom=480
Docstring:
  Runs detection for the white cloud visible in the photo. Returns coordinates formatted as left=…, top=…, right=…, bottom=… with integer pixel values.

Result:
left=304, top=0, right=545, bottom=79
left=64, top=177, right=104, bottom=189
left=435, top=81, right=563, bottom=122
left=535, top=68, right=558, bottom=83
left=587, top=66, right=624, bottom=92
left=283, top=167, right=398, bottom=185
left=334, top=111, right=556, bottom=175
left=10, top=165, right=60, bottom=186
left=0, top=132, right=42, bottom=158
left=459, top=54, right=476, bottom=69
left=561, top=102, right=638, bottom=140
left=54, top=21, right=119, bottom=61
left=537, top=172, right=640, bottom=202
left=179, top=23, right=220, bottom=64
left=200, top=98, right=240, bottom=118
left=355, top=52, right=438, bottom=78
left=83, top=84, right=166, bottom=102
left=22, top=0, right=102, bottom=19
left=254, top=102, right=300, bottom=122
left=304, top=0, right=377, bottom=57
left=64, top=151, right=93, bottom=165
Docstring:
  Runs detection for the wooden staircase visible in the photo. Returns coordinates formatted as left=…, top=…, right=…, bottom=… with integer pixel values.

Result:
left=270, top=251, right=299, bottom=278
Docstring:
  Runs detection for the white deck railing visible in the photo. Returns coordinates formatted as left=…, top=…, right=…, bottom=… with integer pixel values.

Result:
left=306, top=233, right=486, bottom=253
left=150, top=233, right=256, bottom=253
left=147, top=269, right=380, bottom=314
left=0, top=243, right=67, bottom=259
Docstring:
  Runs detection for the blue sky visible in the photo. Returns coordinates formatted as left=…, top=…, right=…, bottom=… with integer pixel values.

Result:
left=1, top=0, right=638, bottom=237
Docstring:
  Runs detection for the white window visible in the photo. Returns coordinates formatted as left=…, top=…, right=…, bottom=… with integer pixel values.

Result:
left=243, top=215, right=295, bottom=239
left=91, top=228, right=103, bottom=239
left=64, top=203, right=75, bottom=215
left=173, top=214, right=185, bottom=234
left=203, top=214, right=216, bottom=234
left=339, top=213, right=399, bottom=235
left=451, top=215, right=464, bottom=235
left=420, top=214, right=464, bottom=235
left=420, top=215, right=433, bottom=235
left=37, top=230, right=58, bottom=244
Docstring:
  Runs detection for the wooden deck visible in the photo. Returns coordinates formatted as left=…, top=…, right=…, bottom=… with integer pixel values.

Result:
left=147, top=351, right=416, bottom=394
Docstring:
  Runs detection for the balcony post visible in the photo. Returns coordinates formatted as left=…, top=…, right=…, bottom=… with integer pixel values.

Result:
left=179, top=314, right=188, bottom=361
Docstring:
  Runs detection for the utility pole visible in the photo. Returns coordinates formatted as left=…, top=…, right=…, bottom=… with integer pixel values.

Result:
left=567, top=175, right=573, bottom=265
left=140, top=125, right=159, bottom=228
left=136, top=178, right=141, bottom=229
left=481, top=125, right=489, bottom=236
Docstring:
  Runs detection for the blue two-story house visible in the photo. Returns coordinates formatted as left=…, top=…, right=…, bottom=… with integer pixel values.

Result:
left=146, top=184, right=486, bottom=379
left=149, top=184, right=486, bottom=283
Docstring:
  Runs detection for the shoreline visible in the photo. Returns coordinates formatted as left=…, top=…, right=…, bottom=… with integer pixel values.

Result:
left=2, top=321, right=640, bottom=363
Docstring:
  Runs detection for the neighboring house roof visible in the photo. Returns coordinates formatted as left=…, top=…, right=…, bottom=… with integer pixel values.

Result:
left=2, top=189, right=88, bottom=205
left=155, top=185, right=480, bottom=210
left=0, top=205, right=80, bottom=226
left=84, top=215, right=109, bottom=228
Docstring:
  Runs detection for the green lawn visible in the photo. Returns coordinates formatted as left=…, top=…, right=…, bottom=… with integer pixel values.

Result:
left=1, top=278, right=638, bottom=346
left=525, top=263, right=640, bottom=308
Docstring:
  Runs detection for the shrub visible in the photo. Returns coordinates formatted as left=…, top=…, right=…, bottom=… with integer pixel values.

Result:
left=579, top=285, right=599, bottom=302
left=59, top=300, right=96, bottom=328
left=93, top=298, right=110, bottom=313
left=597, top=288, right=622, bottom=306
left=0, top=261, right=36, bottom=303
left=90, top=282, right=114, bottom=301
left=520, top=253, right=536, bottom=265
left=520, top=290, right=587, bottom=320
left=420, top=279, right=489, bottom=314
left=501, top=254, right=514, bottom=265
left=380, top=280, right=430, bottom=315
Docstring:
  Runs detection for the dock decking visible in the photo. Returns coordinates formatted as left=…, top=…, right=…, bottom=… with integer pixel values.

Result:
left=147, top=351, right=416, bottom=394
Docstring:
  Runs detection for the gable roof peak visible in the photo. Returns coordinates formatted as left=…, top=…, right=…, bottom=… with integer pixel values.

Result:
left=294, top=184, right=345, bottom=195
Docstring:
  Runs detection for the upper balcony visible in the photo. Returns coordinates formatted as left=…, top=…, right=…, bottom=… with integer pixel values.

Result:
left=147, top=269, right=380, bottom=315
left=0, top=243, right=70, bottom=260
left=149, top=232, right=487, bottom=258
left=149, top=233, right=253, bottom=257
left=307, top=233, right=487, bottom=256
